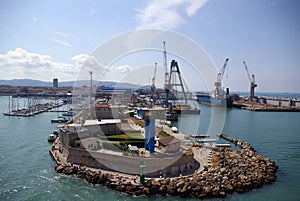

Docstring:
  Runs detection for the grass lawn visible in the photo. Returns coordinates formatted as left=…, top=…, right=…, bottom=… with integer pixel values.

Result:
left=103, top=132, right=143, bottom=141
left=158, top=130, right=170, bottom=137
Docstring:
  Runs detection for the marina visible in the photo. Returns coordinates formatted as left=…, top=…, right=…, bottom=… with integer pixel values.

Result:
left=2, top=96, right=67, bottom=117
left=1, top=46, right=299, bottom=200
left=0, top=95, right=299, bottom=200
left=1, top=0, right=299, bottom=200
left=1, top=41, right=298, bottom=199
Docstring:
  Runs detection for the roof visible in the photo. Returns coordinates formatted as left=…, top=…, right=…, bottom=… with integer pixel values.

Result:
left=83, top=119, right=121, bottom=126
left=128, top=145, right=139, bottom=151
left=93, top=103, right=123, bottom=109
left=159, top=136, right=181, bottom=146
left=77, top=137, right=100, bottom=143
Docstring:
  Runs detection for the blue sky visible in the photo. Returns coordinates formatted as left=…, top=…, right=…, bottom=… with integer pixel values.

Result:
left=0, top=0, right=299, bottom=92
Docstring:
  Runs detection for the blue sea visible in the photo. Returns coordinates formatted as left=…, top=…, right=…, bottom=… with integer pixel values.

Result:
left=0, top=94, right=299, bottom=201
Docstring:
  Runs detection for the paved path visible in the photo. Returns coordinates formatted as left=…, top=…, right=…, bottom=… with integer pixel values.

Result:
left=192, top=147, right=212, bottom=173
left=49, top=138, right=67, bottom=165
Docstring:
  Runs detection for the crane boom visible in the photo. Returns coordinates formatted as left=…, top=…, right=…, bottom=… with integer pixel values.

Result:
left=243, top=61, right=251, bottom=82
left=163, top=41, right=169, bottom=87
left=217, top=58, right=229, bottom=82
left=243, top=61, right=257, bottom=99
left=151, top=62, right=157, bottom=104
left=152, top=62, right=157, bottom=89
left=163, top=41, right=170, bottom=107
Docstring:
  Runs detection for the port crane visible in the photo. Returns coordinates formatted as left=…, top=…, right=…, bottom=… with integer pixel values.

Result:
left=243, top=61, right=257, bottom=99
left=213, top=58, right=229, bottom=98
left=150, top=62, right=159, bottom=104
left=163, top=41, right=170, bottom=106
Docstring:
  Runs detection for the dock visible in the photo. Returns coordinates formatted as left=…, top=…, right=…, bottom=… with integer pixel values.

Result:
left=189, top=134, right=210, bottom=138
left=215, top=143, right=231, bottom=148
left=233, top=99, right=300, bottom=112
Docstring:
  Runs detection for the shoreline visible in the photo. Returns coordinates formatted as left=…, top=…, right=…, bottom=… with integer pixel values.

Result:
left=49, top=134, right=278, bottom=199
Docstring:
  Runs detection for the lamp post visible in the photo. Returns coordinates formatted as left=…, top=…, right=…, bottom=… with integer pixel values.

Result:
left=139, top=151, right=146, bottom=185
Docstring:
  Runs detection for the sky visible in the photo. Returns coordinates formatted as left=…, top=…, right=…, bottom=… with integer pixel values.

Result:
left=0, top=0, right=299, bottom=93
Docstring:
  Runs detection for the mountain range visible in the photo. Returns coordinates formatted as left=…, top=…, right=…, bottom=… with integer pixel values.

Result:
left=0, top=79, right=140, bottom=88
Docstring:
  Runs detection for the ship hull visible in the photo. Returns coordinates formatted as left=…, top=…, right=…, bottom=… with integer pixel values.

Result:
left=197, top=94, right=232, bottom=107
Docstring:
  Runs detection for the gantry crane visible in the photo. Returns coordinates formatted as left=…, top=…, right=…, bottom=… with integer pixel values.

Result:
left=243, top=61, right=257, bottom=99
left=168, top=60, right=187, bottom=103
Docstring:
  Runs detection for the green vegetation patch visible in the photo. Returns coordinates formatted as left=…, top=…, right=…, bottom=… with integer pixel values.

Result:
left=159, top=130, right=170, bottom=137
left=103, top=132, right=143, bottom=141
left=99, top=132, right=145, bottom=149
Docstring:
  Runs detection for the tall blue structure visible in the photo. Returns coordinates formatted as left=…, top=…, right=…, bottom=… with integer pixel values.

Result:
left=134, top=108, right=165, bottom=154
left=144, top=118, right=155, bottom=153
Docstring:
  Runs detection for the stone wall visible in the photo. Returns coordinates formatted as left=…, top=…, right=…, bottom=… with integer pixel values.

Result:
left=67, top=147, right=194, bottom=177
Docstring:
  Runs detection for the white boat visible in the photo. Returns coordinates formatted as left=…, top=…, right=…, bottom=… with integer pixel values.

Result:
left=62, top=110, right=73, bottom=116
left=171, top=126, right=178, bottom=133
left=47, top=130, right=58, bottom=142
left=48, top=134, right=57, bottom=142
left=51, top=116, right=68, bottom=123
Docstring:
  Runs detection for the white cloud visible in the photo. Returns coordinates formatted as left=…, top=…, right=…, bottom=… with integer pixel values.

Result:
left=0, top=48, right=78, bottom=81
left=136, top=0, right=209, bottom=29
left=71, top=54, right=100, bottom=69
left=0, top=48, right=133, bottom=81
left=113, top=65, right=132, bottom=74
left=1, top=48, right=52, bottom=68
left=51, top=30, right=70, bottom=38
left=186, top=0, right=208, bottom=16
left=51, top=39, right=72, bottom=47
left=46, top=27, right=70, bottom=38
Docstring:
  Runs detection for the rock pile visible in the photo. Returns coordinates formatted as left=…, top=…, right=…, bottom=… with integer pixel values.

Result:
left=54, top=135, right=278, bottom=199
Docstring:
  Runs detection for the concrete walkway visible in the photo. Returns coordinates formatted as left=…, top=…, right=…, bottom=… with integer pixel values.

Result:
left=49, top=138, right=67, bottom=165
left=192, top=147, right=213, bottom=173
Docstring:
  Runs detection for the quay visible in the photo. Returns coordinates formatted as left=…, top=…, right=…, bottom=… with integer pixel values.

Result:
left=232, top=97, right=300, bottom=112
left=189, top=134, right=210, bottom=138
left=50, top=133, right=278, bottom=199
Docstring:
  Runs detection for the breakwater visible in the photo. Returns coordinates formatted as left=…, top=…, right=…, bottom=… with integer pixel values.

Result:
left=51, top=134, right=278, bottom=199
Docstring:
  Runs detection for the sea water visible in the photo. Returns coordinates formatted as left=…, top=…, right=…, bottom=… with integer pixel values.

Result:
left=0, top=95, right=299, bottom=201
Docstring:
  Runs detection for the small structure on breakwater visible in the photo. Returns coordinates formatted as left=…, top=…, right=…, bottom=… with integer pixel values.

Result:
left=56, top=117, right=196, bottom=177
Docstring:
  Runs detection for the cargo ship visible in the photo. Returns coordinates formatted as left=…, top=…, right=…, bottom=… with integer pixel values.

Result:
left=196, top=90, right=232, bottom=107
left=196, top=58, right=232, bottom=107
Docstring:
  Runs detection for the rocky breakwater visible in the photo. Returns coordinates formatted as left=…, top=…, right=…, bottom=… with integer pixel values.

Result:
left=53, top=135, right=278, bottom=199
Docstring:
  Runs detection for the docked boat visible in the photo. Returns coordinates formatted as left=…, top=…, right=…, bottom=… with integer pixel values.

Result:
left=51, top=116, right=69, bottom=123
left=62, top=110, right=73, bottom=116
left=47, top=134, right=57, bottom=142
left=171, top=126, right=178, bottom=133
left=47, top=130, right=58, bottom=142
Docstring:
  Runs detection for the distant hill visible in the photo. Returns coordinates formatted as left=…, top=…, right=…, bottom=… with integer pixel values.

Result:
left=0, top=79, right=141, bottom=88
left=0, top=79, right=51, bottom=87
